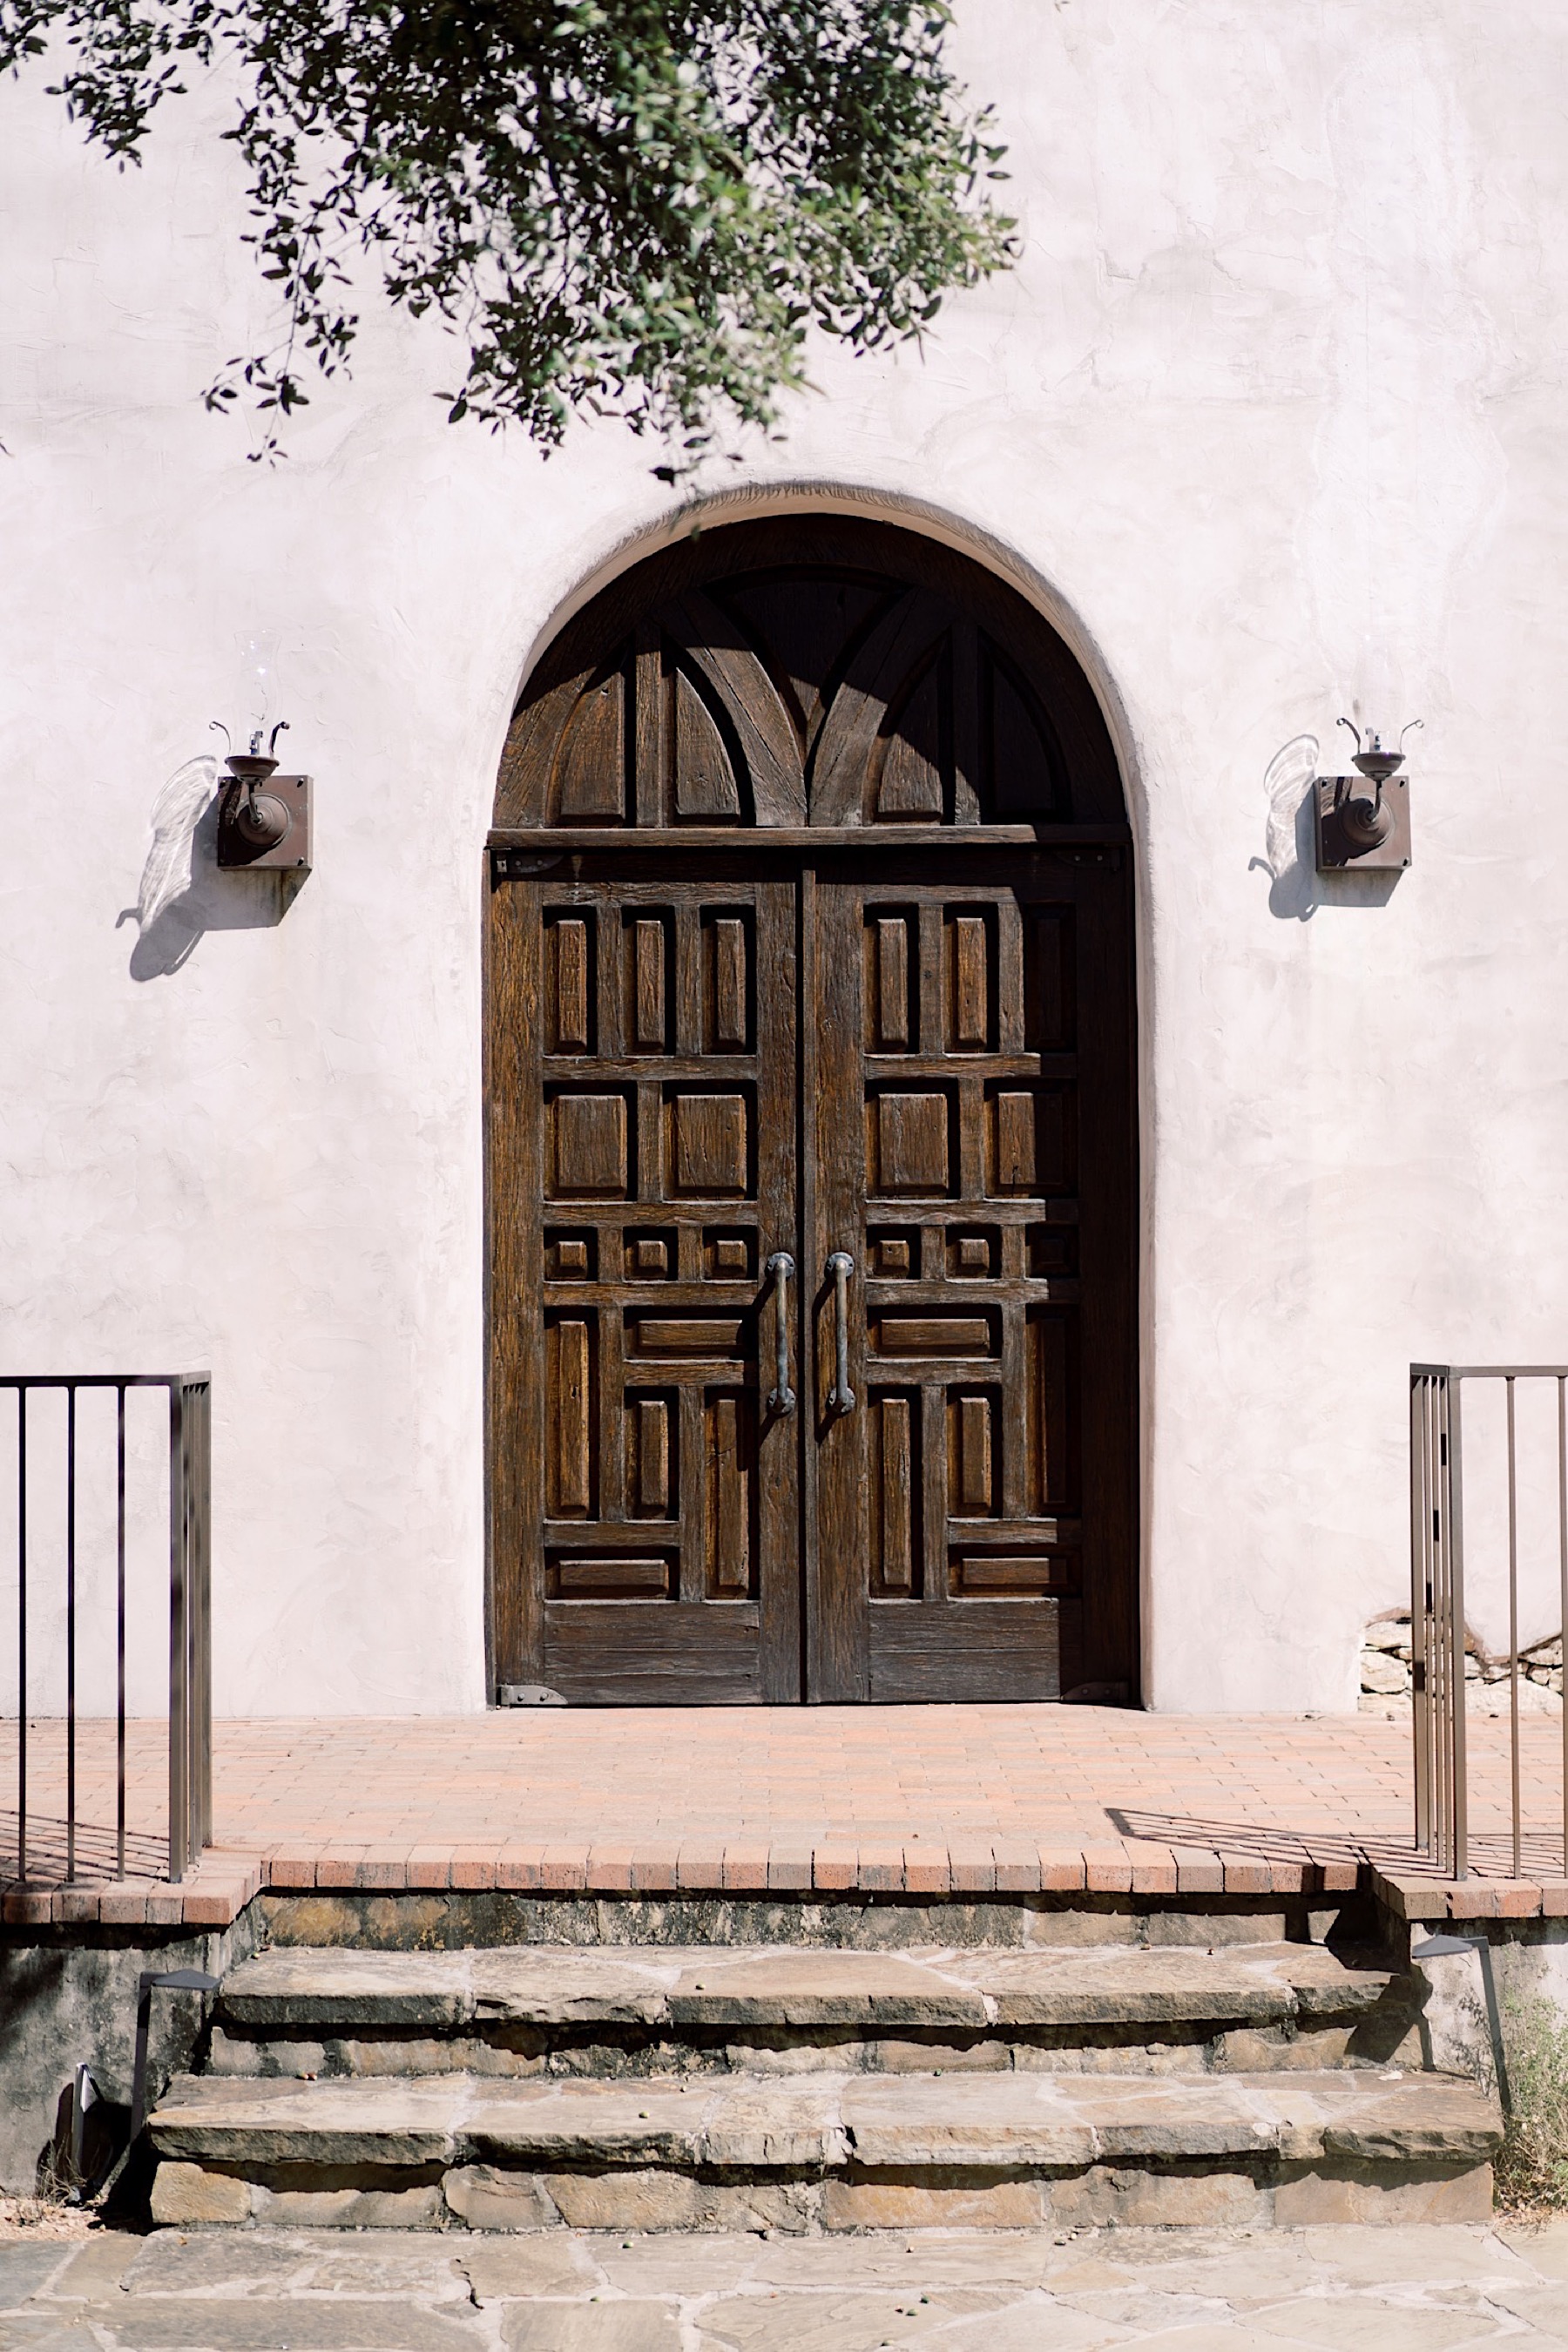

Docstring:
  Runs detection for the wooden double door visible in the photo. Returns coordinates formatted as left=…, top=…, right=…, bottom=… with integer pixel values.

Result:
left=489, top=841, right=1136, bottom=1704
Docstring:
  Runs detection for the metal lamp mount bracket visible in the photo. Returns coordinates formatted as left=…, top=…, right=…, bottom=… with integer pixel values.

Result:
left=210, top=720, right=313, bottom=873
left=1314, top=717, right=1420, bottom=872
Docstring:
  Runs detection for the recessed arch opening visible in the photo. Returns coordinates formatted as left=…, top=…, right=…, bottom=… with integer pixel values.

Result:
left=485, top=512, right=1139, bottom=1707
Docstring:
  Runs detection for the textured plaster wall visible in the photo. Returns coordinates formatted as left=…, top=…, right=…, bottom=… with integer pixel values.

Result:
left=1, top=0, right=1565, bottom=1715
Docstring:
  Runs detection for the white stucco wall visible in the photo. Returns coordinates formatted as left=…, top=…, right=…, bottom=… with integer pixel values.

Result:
left=2, top=0, right=1565, bottom=1715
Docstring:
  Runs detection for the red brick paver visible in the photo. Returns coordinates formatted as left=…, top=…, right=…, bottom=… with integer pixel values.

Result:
left=3, top=1708, right=1566, bottom=1925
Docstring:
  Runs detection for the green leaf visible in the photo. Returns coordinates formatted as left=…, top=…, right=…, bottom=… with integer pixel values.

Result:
left=1, top=0, right=1013, bottom=455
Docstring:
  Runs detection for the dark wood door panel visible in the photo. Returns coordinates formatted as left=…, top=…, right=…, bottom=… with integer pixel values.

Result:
left=868, top=1598, right=1075, bottom=1703
left=811, top=850, right=1134, bottom=1704
left=490, top=847, right=1134, bottom=1707
left=490, top=863, right=801, bottom=1703
left=544, top=1600, right=764, bottom=1705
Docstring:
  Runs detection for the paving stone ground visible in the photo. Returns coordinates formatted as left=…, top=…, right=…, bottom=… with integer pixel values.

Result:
left=10, top=2220, right=1568, bottom=2351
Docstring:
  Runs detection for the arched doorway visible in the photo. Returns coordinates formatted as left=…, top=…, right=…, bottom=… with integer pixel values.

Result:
left=486, top=516, right=1137, bottom=1705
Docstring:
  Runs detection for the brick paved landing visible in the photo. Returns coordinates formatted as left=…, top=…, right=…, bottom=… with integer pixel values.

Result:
left=2, top=1709, right=1565, bottom=1926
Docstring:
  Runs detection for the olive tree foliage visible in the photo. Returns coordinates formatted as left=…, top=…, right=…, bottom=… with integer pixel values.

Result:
left=0, top=0, right=1014, bottom=460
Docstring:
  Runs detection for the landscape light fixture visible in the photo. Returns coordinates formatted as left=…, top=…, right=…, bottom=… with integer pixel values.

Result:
left=212, top=632, right=313, bottom=872
left=1314, top=713, right=1420, bottom=872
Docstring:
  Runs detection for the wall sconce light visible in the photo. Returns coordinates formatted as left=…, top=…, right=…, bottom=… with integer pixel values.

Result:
left=211, top=633, right=312, bottom=873
left=1315, top=716, right=1419, bottom=872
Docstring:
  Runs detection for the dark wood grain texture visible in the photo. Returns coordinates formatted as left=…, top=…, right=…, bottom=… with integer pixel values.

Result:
left=815, top=848, right=1132, bottom=1700
left=486, top=518, right=1137, bottom=1706
left=494, top=517, right=1124, bottom=834
left=486, top=868, right=545, bottom=1687
left=497, top=871, right=799, bottom=1704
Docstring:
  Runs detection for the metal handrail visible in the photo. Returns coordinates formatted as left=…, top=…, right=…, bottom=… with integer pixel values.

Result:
left=1411, top=1363, right=1568, bottom=1881
left=3, top=1374, right=212, bottom=1884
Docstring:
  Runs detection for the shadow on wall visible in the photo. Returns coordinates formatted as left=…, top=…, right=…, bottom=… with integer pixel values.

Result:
left=1251, top=733, right=1401, bottom=919
left=116, top=754, right=302, bottom=981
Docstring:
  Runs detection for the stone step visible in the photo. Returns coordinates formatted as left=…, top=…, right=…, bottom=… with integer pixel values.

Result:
left=145, top=2063, right=1501, bottom=2234
left=214, top=1939, right=1402, bottom=2047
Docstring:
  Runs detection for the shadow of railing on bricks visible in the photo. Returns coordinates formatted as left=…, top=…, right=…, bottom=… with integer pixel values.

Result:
left=0, top=1808, right=170, bottom=1884
left=1107, top=1808, right=1383, bottom=1872
left=1107, top=1804, right=1568, bottom=1886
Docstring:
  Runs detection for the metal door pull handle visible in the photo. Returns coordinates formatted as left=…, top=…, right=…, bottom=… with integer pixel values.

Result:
left=766, top=1252, right=796, bottom=1416
left=826, top=1252, right=855, bottom=1413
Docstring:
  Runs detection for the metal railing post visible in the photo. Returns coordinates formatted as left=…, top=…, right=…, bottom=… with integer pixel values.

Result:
left=1437, top=1374, right=1457, bottom=1873
left=1412, top=1359, right=1568, bottom=1879
left=192, top=1381, right=213, bottom=1855
left=1508, top=1376, right=1522, bottom=1881
left=1410, top=1372, right=1431, bottom=1856
left=65, top=1384, right=76, bottom=1884
left=1449, top=1372, right=1469, bottom=1879
left=1559, top=1375, right=1568, bottom=1880
left=167, top=1380, right=189, bottom=1884
left=16, top=1386, right=25, bottom=1889
left=3, top=1372, right=213, bottom=1891
left=116, top=1382, right=126, bottom=1881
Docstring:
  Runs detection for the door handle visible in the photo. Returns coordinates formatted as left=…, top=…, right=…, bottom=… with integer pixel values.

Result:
left=826, top=1252, right=856, bottom=1414
left=765, top=1252, right=796, bottom=1416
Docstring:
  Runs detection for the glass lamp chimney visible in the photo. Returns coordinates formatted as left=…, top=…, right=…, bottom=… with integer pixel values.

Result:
left=240, top=632, right=281, bottom=757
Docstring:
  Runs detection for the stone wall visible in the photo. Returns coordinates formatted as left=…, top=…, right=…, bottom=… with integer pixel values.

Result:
left=0, top=1910, right=260, bottom=2196
left=1360, top=1614, right=1565, bottom=1720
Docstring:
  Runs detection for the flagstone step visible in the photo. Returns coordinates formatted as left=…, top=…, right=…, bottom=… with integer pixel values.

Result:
left=214, top=1938, right=1402, bottom=2039
left=145, top=2063, right=1501, bottom=2233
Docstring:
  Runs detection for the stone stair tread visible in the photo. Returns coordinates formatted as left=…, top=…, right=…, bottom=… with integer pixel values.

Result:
left=217, top=1942, right=1396, bottom=2033
left=217, top=1950, right=476, bottom=2028
left=471, top=1949, right=674, bottom=2025
left=839, top=2068, right=1497, bottom=2166
left=147, top=2064, right=1497, bottom=2173
left=665, top=1950, right=990, bottom=2026
left=217, top=1946, right=681, bottom=2028
left=959, top=1945, right=1389, bottom=2025
left=1259, top=1944, right=1397, bottom=2018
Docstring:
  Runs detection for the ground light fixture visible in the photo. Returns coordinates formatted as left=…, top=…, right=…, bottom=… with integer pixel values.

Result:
left=1411, top=1932, right=1510, bottom=2112
left=1315, top=715, right=1420, bottom=872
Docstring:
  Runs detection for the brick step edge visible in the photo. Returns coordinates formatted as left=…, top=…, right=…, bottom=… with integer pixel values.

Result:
left=13, top=1858, right=1561, bottom=1930
left=256, top=1845, right=1363, bottom=1898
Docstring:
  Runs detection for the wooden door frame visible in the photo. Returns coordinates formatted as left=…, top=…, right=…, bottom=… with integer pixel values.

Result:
left=483, top=514, right=1139, bottom=1707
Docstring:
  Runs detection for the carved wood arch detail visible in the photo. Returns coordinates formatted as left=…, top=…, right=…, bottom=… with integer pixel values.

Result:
left=492, top=517, right=1125, bottom=833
